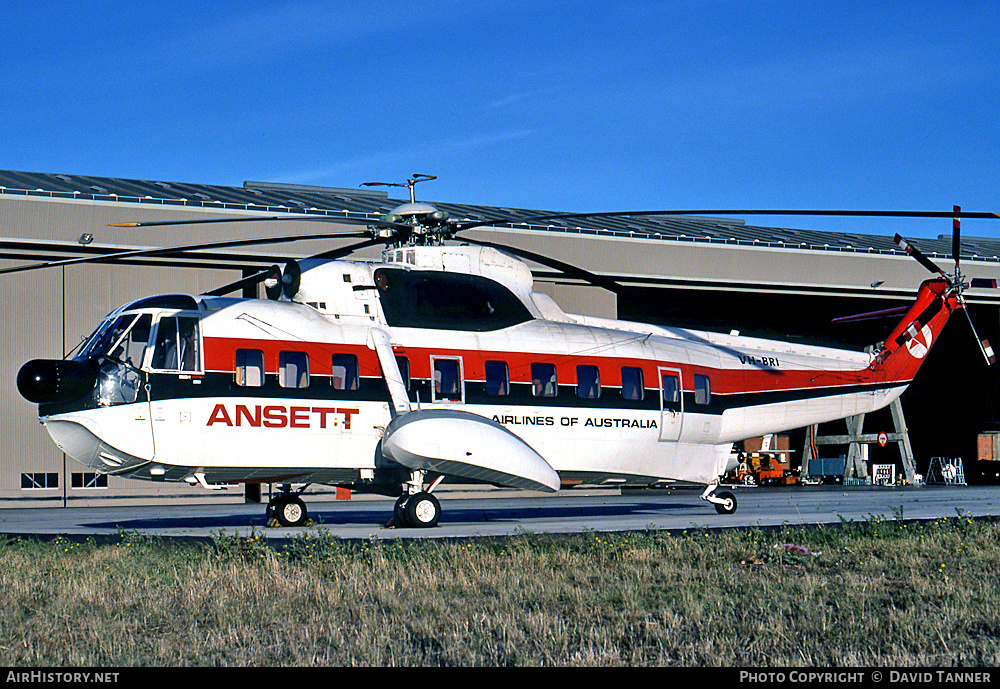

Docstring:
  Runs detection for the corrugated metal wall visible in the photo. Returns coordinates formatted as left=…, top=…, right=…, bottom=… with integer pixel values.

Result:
left=0, top=197, right=248, bottom=506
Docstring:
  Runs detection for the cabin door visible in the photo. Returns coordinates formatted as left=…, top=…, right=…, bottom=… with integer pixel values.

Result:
left=147, top=313, right=203, bottom=458
left=430, top=355, right=465, bottom=403
left=658, top=367, right=683, bottom=441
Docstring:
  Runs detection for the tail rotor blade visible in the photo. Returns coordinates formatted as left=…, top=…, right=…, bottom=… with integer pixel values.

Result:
left=953, top=205, right=962, bottom=271
left=981, top=336, right=998, bottom=366
left=893, top=234, right=946, bottom=276
left=963, top=308, right=997, bottom=366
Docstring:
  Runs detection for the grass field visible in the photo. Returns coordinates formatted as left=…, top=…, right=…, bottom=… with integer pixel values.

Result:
left=1, top=513, right=999, bottom=667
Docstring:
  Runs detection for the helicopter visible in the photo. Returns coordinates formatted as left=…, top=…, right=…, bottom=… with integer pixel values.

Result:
left=10, top=175, right=1000, bottom=527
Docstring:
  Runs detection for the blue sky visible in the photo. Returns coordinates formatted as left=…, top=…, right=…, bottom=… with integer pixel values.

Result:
left=2, top=0, right=998, bottom=239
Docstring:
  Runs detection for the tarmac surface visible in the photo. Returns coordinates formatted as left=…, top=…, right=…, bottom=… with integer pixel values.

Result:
left=1, top=484, right=998, bottom=541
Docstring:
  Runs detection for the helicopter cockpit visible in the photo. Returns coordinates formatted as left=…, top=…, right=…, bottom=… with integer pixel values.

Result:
left=80, top=297, right=202, bottom=407
left=18, top=295, right=202, bottom=410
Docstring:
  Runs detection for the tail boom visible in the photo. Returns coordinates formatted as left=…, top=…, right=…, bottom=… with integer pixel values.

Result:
left=870, top=277, right=959, bottom=382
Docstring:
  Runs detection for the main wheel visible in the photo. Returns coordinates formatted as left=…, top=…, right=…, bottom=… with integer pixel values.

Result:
left=393, top=494, right=410, bottom=527
left=713, top=490, right=737, bottom=515
left=404, top=492, right=441, bottom=528
left=275, top=495, right=309, bottom=527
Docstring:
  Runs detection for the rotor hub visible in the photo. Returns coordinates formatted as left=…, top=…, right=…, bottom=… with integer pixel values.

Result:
left=374, top=202, right=453, bottom=246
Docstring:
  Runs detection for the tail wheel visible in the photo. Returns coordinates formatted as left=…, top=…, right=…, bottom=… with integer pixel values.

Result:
left=404, top=492, right=441, bottom=528
left=713, top=490, right=737, bottom=515
left=276, top=495, right=309, bottom=527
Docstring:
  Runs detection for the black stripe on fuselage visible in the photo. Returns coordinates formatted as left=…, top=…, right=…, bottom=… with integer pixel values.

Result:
left=40, top=370, right=907, bottom=418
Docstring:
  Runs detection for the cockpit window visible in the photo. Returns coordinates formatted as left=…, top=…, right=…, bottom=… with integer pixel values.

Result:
left=93, top=314, right=152, bottom=406
left=77, top=313, right=153, bottom=366
left=151, top=316, right=200, bottom=371
left=79, top=314, right=134, bottom=360
left=374, top=268, right=532, bottom=331
left=113, top=314, right=152, bottom=368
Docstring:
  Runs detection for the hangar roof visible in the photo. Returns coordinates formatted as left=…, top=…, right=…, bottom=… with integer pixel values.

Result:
left=1, top=169, right=997, bottom=264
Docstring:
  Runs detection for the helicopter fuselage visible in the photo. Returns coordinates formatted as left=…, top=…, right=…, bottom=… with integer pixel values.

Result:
left=19, top=244, right=953, bottom=503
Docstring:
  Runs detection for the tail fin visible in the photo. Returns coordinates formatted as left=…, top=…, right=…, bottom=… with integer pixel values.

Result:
left=871, top=278, right=959, bottom=380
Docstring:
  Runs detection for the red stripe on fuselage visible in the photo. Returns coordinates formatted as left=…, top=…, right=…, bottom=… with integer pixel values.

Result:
left=201, top=335, right=886, bottom=397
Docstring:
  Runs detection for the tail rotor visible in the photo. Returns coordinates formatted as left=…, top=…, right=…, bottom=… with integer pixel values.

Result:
left=893, top=205, right=997, bottom=366
left=953, top=206, right=998, bottom=366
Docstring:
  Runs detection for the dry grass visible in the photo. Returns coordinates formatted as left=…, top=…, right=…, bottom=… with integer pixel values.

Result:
left=1, top=514, right=999, bottom=666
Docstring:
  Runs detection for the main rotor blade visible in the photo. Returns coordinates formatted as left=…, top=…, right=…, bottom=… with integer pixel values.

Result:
left=108, top=207, right=1000, bottom=239
left=0, top=230, right=371, bottom=276
left=452, top=208, right=1000, bottom=233
left=108, top=215, right=405, bottom=230
left=831, top=305, right=911, bottom=324
left=205, top=266, right=279, bottom=297
left=204, top=237, right=384, bottom=297
left=457, top=236, right=625, bottom=294
left=309, top=237, right=383, bottom=260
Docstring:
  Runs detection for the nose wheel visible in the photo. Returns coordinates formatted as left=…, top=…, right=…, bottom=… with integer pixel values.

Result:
left=701, top=484, right=738, bottom=515
left=711, top=490, right=737, bottom=515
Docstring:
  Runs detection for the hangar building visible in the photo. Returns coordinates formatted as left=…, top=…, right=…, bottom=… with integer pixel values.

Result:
left=2, top=169, right=999, bottom=507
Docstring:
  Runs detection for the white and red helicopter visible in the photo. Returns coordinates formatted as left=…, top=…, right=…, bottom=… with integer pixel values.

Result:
left=11, top=176, right=1000, bottom=527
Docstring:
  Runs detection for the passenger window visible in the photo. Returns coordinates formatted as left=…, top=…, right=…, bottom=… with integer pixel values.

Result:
left=433, top=358, right=462, bottom=402
left=661, top=372, right=680, bottom=411
left=279, top=351, right=309, bottom=388
left=485, top=360, right=509, bottom=396
left=331, top=353, right=359, bottom=390
left=576, top=365, right=601, bottom=399
left=531, top=363, right=557, bottom=397
left=694, top=374, right=711, bottom=405
left=152, top=316, right=200, bottom=371
left=621, top=366, right=644, bottom=401
left=395, top=356, right=410, bottom=390
left=235, top=349, right=264, bottom=387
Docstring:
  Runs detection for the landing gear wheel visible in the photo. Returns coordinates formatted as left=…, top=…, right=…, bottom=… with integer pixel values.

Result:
left=275, top=495, right=309, bottom=527
left=404, top=492, right=440, bottom=528
left=713, top=490, right=737, bottom=515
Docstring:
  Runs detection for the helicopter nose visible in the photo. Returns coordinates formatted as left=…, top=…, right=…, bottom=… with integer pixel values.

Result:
left=17, top=359, right=98, bottom=404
